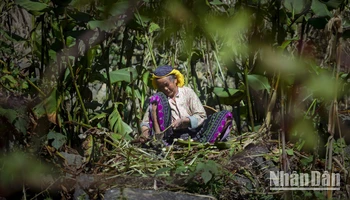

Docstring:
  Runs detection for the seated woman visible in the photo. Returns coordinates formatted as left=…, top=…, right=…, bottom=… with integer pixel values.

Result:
left=140, top=65, right=233, bottom=145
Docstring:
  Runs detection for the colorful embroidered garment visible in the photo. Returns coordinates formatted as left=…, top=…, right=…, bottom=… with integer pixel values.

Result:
left=147, top=92, right=233, bottom=144
left=148, top=92, right=173, bottom=141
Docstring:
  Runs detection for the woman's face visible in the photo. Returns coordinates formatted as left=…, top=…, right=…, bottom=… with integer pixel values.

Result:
left=155, top=76, right=178, bottom=98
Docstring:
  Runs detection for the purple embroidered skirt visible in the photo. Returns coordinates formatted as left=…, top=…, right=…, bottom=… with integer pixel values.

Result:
left=148, top=92, right=233, bottom=144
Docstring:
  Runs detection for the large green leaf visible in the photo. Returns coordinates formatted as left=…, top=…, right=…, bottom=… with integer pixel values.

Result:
left=14, top=0, right=48, bottom=11
left=213, top=87, right=244, bottom=105
left=108, top=105, right=133, bottom=138
left=311, top=0, right=331, bottom=17
left=213, top=87, right=242, bottom=98
left=104, top=67, right=138, bottom=84
left=323, top=0, right=344, bottom=9
left=247, top=74, right=271, bottom=91
left=283, top=0, right=306, bottom=14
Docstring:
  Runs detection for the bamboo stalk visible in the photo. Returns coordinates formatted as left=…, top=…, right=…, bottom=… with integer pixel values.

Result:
left=245, top=66, right=255, bottom=132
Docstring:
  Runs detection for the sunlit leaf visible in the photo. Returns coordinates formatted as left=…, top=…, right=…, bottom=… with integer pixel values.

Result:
left=90, top=112, right=107, bottom=122
left=149, top=22, right=160, bottom=33
left=213, top=87, right=242, bottom=98
left=286, top=149, right=294, bottom=156
left=247, top=74, right=271, bottom=92
left=105, top=67, right=138, bottom=84
left=1, top=74, right=18, bottom=88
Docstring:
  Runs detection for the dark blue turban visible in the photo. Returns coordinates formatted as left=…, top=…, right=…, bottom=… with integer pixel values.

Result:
left=153, top=65, right=173, bottom=77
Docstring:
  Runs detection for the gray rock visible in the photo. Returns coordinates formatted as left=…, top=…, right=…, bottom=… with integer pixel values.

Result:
left=104, top=188, right=216, bottom=200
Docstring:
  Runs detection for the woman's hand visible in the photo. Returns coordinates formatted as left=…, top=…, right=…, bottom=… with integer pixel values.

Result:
left=172, top=118, right=190, bottom=130
left=140, top=126, right=150, bottom=143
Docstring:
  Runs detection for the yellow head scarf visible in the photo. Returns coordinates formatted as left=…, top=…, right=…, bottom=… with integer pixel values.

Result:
left=151, top=69, right=185, bottom=89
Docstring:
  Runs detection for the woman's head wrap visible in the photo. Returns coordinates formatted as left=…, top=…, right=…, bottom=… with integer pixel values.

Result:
left=151, top=65, right=185, bottom=89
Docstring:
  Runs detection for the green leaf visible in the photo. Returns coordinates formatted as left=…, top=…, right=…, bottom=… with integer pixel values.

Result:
left=213, top=87, right=244, bottom=105
left=108, top=1, right=129, bottom=16
left=14, top=118, right=28, bottom=134
left=213, top=87, right=242, bottom=98
left=120, top=121, right=133, bottom=135
left=196, top=162, right=206, bottom=171
left=2, top=74, right=18, bottom=87
left=201, top=171, right=212, bottom=184
left=21, top=81, right=28, bottom=89
left=206, top=160, right=218, bottom=174
left=283, top=0, right=306, bottom=14
left=247, top=74, right=271, bottom=91
left=47, top=131, right=66, bottom=149
left=67, top=10, right=92, bottom=23
left=88, top=20, right=114, bottom=31
left=175, top=166, right=187, bottom=174
left=149, top=22, right=160, bottom=33
left=286, top=149, right=294, bottom=156
left=110, top=132, right=122, bottom=141
left=142, top=70, right=150, bottom=85
left=0, top=107, right=17, bottom=123
left=33, top=88, right=59, bottom=118
left=155, top=167, right=171, bottom=176
left=14, top=0, right=48, bottom=11
left=0, top=28, right=27, bottom=42
left=104, top=67, right=138, bottom=84
left=301, top=156, right=313, bottom=166
left=323, top=0, right=344, bottom=9
left=90, top=112, right=107, bottom=122
left=209, top=0, right=225, bottom=5
left=311, top=0, right=331, bottom=17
